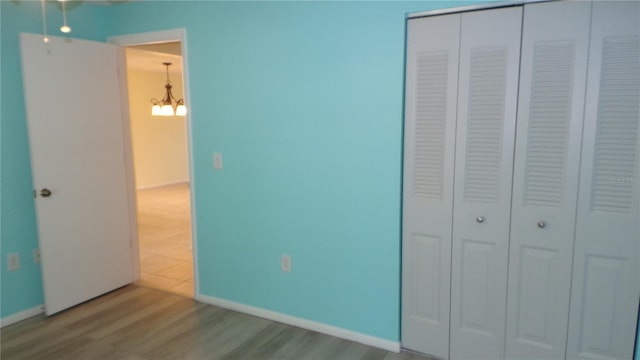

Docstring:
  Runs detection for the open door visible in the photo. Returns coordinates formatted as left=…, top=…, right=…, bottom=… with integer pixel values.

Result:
left=20, top=33, right=134, bottom=315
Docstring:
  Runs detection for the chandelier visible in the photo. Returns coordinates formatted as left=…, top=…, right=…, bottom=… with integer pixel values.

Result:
left=151, top=62, right=187, bottom=117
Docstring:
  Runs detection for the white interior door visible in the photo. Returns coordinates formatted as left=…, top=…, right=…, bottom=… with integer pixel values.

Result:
left=567, top=2, right=640, bottom=359
left=20, top=33, right=134, bottom=315
left=402, top=13, right=460, bottom=359
left=505, top=2, right=592, bottom=359
left=449, top=7, right=522, bottom=359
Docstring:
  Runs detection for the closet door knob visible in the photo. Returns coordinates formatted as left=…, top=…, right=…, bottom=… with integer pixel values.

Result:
left=476, top=216, right=485, bottom=223
left=537, top=221, right=546, bottom=229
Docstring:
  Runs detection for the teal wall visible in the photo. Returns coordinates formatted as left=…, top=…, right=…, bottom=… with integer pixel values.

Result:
left=0, top=1, right=109, bottom=318
left=103, top=0, right=486, bottom=341
left=2, top=0, right=485, bottom=337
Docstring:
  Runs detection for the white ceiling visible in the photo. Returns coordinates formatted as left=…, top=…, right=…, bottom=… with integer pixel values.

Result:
left=125, top=47, right=183, bottom=75
left=130, top=42, right=182, bottom=56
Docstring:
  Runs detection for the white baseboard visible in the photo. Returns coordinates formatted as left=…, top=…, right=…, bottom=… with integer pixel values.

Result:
left=195, top=294, right=401, bottom=353
left=1, top=305, right=44, bottom=328
left=137, top=180, right=189, bottom=190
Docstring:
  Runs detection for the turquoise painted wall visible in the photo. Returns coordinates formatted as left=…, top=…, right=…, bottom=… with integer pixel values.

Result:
left=2, top=0, right=483, bottom=338
left=0, top=1, right=109, bottom=318
left=104, top=0, right=485, bottom=341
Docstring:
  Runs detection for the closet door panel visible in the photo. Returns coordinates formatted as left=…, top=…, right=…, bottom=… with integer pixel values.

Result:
left=450, top=7, right=522, bottom=359
left=505, top=2, right=591, bottom=359
left=402, top=14, right=460, bottom=359
left=567, top=2, right=640, bottom=359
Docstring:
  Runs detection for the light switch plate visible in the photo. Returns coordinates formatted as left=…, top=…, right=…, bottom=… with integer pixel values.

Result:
left=213, top=153, right=223, bottom=169
left=281, top=254, right=291, bottom=272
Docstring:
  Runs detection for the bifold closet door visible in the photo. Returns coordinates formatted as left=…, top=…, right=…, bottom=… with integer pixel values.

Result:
left=401, top=13, right=460, bottom=359
left=505, top=2, right=591, bottom=359
left=449, top=7, right=521, bottom=359
left=567, top=2, right=640, bottom=359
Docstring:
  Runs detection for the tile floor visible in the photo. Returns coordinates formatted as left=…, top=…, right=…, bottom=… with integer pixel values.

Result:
left=135, top=183, right=193, bottom=297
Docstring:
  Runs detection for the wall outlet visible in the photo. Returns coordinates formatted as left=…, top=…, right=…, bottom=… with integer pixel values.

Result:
left=7, top=253, right=20, bottom=271
left=33, top=248, right=41, bottom=264
left=281, top=254, right=291, bottom=273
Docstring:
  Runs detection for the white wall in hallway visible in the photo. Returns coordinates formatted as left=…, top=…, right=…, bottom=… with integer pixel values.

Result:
left=127, top=66, right=189, bottom=189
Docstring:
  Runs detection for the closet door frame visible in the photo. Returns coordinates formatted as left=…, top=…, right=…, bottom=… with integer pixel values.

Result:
left=402, top=2, right=640, bottom=359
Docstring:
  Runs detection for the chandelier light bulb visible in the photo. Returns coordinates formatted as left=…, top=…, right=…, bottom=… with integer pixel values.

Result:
left=161, top=105, right=174, bottom=116
left=60, top=25, right=71, bottom=33
left=176, top=104, right=187, bottom=116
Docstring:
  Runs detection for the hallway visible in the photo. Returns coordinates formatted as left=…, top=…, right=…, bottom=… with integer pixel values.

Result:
left=135, top=183, right=193, bottom=297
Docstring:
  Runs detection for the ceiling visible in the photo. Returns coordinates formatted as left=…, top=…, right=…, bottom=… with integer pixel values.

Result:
left=125, top=42, right=183, bottom=75
left=129, top=42, right=182, bottom=56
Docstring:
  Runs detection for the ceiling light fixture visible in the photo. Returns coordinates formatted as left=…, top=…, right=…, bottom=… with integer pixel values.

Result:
left=151, top=62, right=187, bottom=117
left=40, top=0, right=50, bottom=43
left=59, top=0, right=71, bottom=33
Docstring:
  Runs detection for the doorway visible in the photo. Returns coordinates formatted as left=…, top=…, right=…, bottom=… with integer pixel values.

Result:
left=114, top=33, right=196, bottom=298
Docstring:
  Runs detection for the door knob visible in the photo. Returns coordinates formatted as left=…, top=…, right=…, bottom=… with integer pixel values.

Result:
left=537, top=221, right=546, bottom=229
left=40, top=188, right=52, bottom=197
left=476, top=216, right=485, bottom=223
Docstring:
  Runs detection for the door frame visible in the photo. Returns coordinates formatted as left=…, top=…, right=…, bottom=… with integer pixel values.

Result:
left=107, top=28, right=199, bottom=297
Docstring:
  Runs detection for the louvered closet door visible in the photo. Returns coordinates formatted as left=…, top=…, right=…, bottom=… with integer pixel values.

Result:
left=505, top=2, right=591, bottom=359
left=567, top=2, right=640, bottom=359
left=449, top=7, right=522, bottom=359
left=401, top=13, right=460, bottom=359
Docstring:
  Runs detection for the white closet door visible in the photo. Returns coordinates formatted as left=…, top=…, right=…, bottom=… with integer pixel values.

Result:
left=402, top=14, right=460, bottom=359
left=449, top=7, right=522, bottom=359
left=505, top=2, right=592, bottom=359
left=567, top=2, right=640, bottom=359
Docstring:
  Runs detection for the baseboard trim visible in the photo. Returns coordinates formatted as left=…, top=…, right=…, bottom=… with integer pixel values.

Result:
left=137, top=180, right=189, bottom=190
left=195, top=294, right=400, bottom=353
left=1, top=305, right=44, bottom=328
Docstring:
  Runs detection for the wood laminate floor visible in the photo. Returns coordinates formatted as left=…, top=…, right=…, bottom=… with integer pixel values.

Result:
left=1, top=286, right=431, bottom=360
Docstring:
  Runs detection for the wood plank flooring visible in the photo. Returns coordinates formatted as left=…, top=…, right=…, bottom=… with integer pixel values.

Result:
left=1, top=286, right=431, bottom=360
